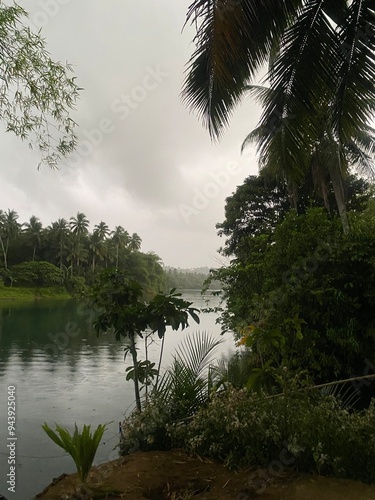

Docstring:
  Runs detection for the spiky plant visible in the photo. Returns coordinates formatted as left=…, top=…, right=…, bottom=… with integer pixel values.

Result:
left=42, top=422, right=108, bottom=483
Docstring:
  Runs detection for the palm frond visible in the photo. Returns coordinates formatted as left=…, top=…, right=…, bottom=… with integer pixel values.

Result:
left=211, top=352, right=255, bottom=390
left=332, top=0, right=375, bottom=144
left=156, top=331, right=222, bottom=418
left=319, top=383, right=360, bottom=409
left=182, top=0, right=303, bottom=139
left=256, top=0, right=342, bottom=182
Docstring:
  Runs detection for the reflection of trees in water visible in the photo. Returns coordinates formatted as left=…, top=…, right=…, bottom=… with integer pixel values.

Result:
left=0, top=292, right=219, bottom=374
left=0, top=300, right=121, bottom=370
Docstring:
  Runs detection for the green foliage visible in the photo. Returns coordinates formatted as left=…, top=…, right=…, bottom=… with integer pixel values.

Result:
left=9, top=261, right=64, bottom=286
left=217, top=175, right=290, bottom=256
left=42, top=422, right=107, bottom=483
left=183, top=0, right=375, bottom=231
left=169, top=387, right=375, bottom=483
left=120, top=395, right=172, bottom=454
left=125, top=360, right=158, bottom=385
left=90, top=271, right=200, bottom=411
left=119, top=331, right=222, bottom=455
left=214, top=204, right=375, bottom=391
left=66, top=276, right=87, bottom=295
left=0, top=3, right=79, bottom=168
left=156, top=331, right=222, bottom=418
left=91, top=272, right=200, bottom=342
left=0, top=208, right=166, bottom=296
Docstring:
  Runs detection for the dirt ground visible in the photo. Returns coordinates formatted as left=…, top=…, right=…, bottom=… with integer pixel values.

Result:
left=34, top=449, right=375, bottom=500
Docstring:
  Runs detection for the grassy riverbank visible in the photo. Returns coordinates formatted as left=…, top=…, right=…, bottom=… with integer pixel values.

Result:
left=0, top=286, right=71, bottom=300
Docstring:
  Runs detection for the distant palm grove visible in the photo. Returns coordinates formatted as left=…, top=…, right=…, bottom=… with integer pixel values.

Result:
left=0, top=209, right=165, bottom=293
left=0, top=209, right=216, bottom=294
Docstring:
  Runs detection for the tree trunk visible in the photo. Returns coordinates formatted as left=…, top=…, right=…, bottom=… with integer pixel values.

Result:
left=60, top=241, right=63, bottom=270
left=129, top=333, right=142, bottom=412
left=155, top=334, right=166, bottom=391
left=0, top=236, right=7, bottom=270
left=32, top=245, right=36, bottom=261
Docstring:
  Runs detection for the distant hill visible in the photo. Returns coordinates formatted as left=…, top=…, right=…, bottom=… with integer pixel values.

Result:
left=164, top=266, right=221, bottom=290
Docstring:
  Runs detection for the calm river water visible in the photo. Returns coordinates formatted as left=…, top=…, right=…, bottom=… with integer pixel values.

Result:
left=0, top=291, right=235, bottom=499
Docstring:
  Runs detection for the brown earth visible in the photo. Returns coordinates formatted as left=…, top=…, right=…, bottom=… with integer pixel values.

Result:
left=34, top=449, right=375, bottom=500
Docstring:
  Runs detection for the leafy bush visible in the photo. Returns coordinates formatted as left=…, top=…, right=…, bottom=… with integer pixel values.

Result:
left=10, top=261, right=64, bottom=286
left=168, top=387, right=375, bottom=483
left=66, top=276, right=87, bottom=295
left=119, top=332, right=222, bottom=455
left=120, top=395, right=172, bottom=455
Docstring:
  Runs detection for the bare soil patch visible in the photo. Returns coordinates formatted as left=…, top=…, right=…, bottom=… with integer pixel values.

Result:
left=34, top=449, right=375, bottom=499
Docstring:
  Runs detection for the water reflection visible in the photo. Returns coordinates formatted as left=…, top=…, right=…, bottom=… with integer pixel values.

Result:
left=0, top=292, right=234, bottom=499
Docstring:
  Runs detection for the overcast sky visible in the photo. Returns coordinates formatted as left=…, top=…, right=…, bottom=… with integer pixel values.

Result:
left=0, top=0, right=261, bottom=268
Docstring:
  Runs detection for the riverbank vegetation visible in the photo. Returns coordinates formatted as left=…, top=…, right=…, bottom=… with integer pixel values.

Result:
left=117, top=171, right=375, bottom=486
left=0, top=210, right=220, bottom=299
left=0, top=210, right=165, bottom=295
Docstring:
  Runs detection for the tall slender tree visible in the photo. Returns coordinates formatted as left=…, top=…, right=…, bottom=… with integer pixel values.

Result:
left=89, top=231, right=108, bottom=272
left=0, top=209, right=20, bottom=269
left=111, top=226, right=130, bottom=270
left=23, top=215, right=43, bottom=261
left=70, top=212, right=90, bottom=273
left=48, top=218, right=69, bottom=270
left=182, top=0, right=375, bottom=232
left=70, top=212, right=90, bottom=242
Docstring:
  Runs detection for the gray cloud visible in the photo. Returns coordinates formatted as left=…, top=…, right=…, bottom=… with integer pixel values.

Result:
left=0, top=0, right=260, bottom=267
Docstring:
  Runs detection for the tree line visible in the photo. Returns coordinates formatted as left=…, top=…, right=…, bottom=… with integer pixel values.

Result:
left=0, top=210, right=164, bottom=293
left=164, top=267, right=221, bottom=290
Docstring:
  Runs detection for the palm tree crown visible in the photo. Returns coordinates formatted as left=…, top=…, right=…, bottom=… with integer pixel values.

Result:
left=70, top=212, right=89, bottom=240
left=183, top=0, right=375, bottom=231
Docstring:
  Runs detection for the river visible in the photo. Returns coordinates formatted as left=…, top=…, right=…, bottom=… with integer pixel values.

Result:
left=0, top=291, right=235, bottom=499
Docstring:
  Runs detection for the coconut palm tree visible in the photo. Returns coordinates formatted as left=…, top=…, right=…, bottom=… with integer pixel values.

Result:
left=67, top=240, right=88, bottom=277
left=128, top=232, right=142, bottom=252
left=183, top=0, right=375, bottom=232
left=241, top=86, right=375, bottom=231
left=111, top=226, right=130, bottom=270
left=70, top=212, right=89, bottom=243
left=69, top=212, right=90, bottom=274
left=89, top=231, right=109, bottom=272
left=23, top=215, right=43, bottom=261
left=0, top=210, right=5, bottom=269
left=0, top=209, right=20, bottom=269
left=48, top=218, right=69, bottom=270
left=94, top=221, right=110, bottom=241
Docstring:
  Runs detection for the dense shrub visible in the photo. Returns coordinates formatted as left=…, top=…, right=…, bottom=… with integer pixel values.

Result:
left=9, top=261, right=63, bottom=286
left=119, top=395, right=172, bottom=455
left=168, top=387, right=375, bottom=483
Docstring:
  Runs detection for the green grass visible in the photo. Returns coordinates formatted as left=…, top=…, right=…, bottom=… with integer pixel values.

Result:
left=0, top=286, right=71, bottom=300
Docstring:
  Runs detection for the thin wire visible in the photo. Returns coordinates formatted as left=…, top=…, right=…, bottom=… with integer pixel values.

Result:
left=0, top=432, right=120, bottom=459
